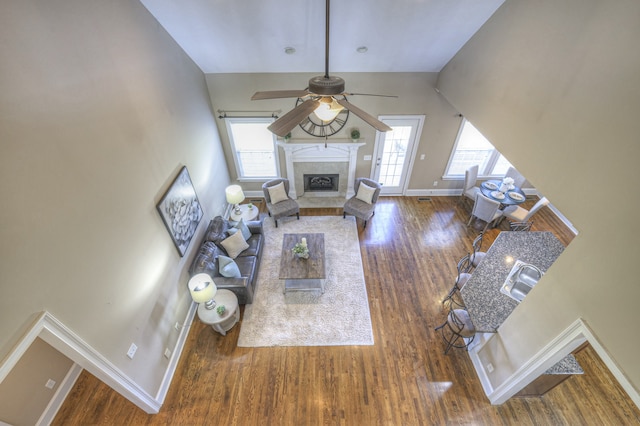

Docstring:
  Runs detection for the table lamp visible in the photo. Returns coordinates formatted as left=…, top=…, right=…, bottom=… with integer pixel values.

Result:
left=188, top=273, right=217, bottom=309
left=225, top=185, right=245, bottom=215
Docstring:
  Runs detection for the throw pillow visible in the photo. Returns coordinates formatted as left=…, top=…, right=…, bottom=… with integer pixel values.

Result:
left=356, top=182, right=376, bottom=204
left=220, top=230, right=250, bottom=259
left=228, top=218, right=251, bottom=241
left=218, top=255, right=241, bottom=278
left=268, top=182, right=289, bottom=204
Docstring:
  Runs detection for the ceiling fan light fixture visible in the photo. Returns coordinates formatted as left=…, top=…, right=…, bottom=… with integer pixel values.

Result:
left=313, top=97, right=343, bottom=122
left=356, top=46, right=368, bottom=53
left=284, top=46, right=296, bottom=55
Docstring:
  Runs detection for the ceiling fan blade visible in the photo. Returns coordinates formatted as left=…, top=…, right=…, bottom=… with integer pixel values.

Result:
left=267, top=99, right=321, bottom=137
left=336, top=99, right=393, bottom=132
left=252, top=90, right=309, bottom=100
left=343, top=92, right=399, bottom=98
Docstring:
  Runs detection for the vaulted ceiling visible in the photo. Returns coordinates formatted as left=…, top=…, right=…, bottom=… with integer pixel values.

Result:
left=140, top=0, right=505, bottom=74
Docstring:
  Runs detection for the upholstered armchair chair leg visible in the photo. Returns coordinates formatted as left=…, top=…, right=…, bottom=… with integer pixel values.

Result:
left=275, top=220, right=278, bottom=228
left=364, top=220, right=368, bottom=228
left=343, top=212, right=346, bottom=219
left=296, top=213, right=300, bottom=220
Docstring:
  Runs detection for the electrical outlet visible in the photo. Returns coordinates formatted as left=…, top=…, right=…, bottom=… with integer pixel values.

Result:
left=174, top=322, right=181, bottom=331
left=164, top=348, right=172, bottom=359
left=45, top=379, right=56, bottom=389
left=420, top=154, right=426, bottom=160
left=127, top=343, right=137, bottom=359
left=433, top=180, right=438, bottom=187
left=486, top=363, right=494, bottom=373
left=363, top=155, right=372, bottom=161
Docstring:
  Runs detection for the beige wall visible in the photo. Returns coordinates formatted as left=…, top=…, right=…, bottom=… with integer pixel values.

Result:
left=0, top=0, right=229, bottom=401
left=0, top=338, right=73, bottom=425
left=205, top=73, right=463, bottom=193
left=438, top=0, right=640, bottom=390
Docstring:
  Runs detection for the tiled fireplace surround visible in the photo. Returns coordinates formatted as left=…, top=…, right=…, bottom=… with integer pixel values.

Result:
left=277, top=141, right=365, bottom=200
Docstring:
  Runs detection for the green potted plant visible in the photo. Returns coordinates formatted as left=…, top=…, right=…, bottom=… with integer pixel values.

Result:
left=350, top=128, right=360, bottom=142
left=284, top=132, right=292, bottom=142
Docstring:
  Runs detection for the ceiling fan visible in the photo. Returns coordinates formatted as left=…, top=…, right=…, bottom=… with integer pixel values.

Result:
left=251, top=0, right=395, bottom=138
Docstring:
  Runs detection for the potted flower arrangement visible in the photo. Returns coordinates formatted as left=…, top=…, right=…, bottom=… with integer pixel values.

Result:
left=284, top=132, right=292, bottom=142
left=350, top=128, right=360, bottom=142
left=291, top=237, right=309, bottom=259
left=216, top=305, right=226, bottom=316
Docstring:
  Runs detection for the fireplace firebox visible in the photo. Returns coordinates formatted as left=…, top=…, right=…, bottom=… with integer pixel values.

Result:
left=304, top=174, right=339, bottom=192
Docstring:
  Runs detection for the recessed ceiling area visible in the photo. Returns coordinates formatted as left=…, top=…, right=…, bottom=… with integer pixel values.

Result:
left=139, top=0, right=505, bottom=74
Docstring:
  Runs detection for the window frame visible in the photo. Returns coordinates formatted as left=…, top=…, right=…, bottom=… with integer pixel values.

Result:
left=224, top=117, right=280, bottom=181
left=443, top=118, right=512, bottom=180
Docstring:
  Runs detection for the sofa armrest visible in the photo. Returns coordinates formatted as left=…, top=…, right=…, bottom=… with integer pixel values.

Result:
left=247, top=220, right=263, bottom=235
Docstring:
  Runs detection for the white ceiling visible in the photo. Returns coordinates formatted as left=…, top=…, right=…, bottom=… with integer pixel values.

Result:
left=140, top=0, right=504, bottom=74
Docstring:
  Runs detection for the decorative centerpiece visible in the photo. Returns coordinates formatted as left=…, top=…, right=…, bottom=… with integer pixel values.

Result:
left=216, top=305, right=226, bottom=316
left=292, top=237, right=310, bottom=259
left=500, top=177, right=515, bottom=193
left=247, top=202, right=254, bottom=210
left=283, top=132, right=292, bottom=143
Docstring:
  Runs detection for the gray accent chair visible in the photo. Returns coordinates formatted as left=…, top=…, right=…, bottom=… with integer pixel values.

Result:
left=262, top=178, right=300, bottom=228
left=342, top=178, right=382, bottom=228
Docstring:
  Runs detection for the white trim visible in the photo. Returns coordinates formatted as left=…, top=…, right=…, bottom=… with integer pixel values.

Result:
left=36, top=363, right=82, bottom=426
left=467, top=318, right=640, bottom=408
left=0, top=312, right=161, bottom=414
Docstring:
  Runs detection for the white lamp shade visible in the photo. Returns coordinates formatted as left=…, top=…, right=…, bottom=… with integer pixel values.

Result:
left=188, top=273, right=217, bottom=304
left=313, top=98, right=343, bottom=122
left=225, top=185, right=245, bottom=205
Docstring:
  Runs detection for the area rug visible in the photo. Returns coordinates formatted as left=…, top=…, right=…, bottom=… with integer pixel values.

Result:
left=237, top=215, right=374, bottom=347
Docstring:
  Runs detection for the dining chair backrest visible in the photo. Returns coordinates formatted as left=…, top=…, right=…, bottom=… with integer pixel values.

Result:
left=505, top=166, right=526, bottom=188
left=510, top=221, right=533, bottom=231
left=464, top=165, right=479, bottom=191
left=523, top=197, right=549, bottom=221
left=471, top=193, right=502, bottom=224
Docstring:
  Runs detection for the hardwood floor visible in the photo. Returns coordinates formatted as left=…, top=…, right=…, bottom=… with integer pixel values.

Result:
left=53, top=196, right=640, bottom=425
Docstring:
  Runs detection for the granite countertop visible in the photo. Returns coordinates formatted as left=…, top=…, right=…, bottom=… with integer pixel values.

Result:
left=545, top=354, right=584, bottom=375
left=460, top=231, right=565, bottom=332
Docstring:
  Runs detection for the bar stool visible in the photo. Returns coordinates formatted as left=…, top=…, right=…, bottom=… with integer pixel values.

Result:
left=442, top=253, right=472, bottom=308
left=435, top=306, right=477, bottom=354
left=470, top=233, right=486, bottom=269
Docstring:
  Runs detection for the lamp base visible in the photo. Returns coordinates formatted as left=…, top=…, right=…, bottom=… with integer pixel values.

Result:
left=204, top=299, right=216, bottom=310
left=233, top=205, right=242, bottom=214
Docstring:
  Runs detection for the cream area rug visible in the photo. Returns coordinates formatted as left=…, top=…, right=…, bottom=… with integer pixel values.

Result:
left=237, top=215, right=374, bottom=347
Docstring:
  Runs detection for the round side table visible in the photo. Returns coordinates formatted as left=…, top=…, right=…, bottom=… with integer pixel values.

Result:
left=229, top=204, right=259, bottom=222
left=197, top=289, right=240, bottom=336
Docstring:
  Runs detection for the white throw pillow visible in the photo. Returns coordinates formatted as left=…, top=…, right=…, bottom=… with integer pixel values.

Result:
left=268, top=182, right=289, bottom=204
left=220, top=230, right=249, bottom=259
left=355, top=182, right=376, bottom=204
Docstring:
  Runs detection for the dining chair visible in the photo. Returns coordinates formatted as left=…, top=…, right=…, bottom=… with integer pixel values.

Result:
left=442, top=253, right=472, bottom=309
left=502, top=197, right=549, bottom=224
left=434, top=305, right=477, bottom=354
left=504, top=166, right=526, bottom=188
left=470, top=233, right=486, bottom=268
left=458, top=165, right=480, bottom=205
left=467, top=193, right=503, bottom=232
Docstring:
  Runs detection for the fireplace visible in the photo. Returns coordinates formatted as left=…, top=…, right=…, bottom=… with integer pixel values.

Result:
left=304, top=174, right=339, bottom=192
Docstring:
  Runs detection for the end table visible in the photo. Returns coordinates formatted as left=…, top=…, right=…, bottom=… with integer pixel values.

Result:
left=229, top=204, right=259, bottom=222
left=197, top=289, right=240, bottom=336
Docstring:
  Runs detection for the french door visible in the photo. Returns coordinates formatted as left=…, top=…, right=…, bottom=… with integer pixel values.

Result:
left=371, top=115, right=425, bottom=195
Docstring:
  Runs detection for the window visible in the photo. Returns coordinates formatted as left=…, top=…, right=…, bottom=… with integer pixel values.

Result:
left=225, top=118, right=279, bottom=180
left=444, top=119, right=513, bottom=178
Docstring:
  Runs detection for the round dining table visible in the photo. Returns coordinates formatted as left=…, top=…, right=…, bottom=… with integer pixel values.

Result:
left=480, top=180, right=526, bottom=206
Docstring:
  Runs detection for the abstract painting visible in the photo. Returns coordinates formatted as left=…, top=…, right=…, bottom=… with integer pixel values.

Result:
left=157, top=166, right=203, bottom=256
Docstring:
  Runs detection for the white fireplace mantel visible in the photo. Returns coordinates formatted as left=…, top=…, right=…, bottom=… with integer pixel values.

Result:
left=277, top=141, right=365, bottom=199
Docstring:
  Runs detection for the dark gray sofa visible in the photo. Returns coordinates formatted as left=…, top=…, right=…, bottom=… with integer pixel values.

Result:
left=189, top=216, right=264, bottom=304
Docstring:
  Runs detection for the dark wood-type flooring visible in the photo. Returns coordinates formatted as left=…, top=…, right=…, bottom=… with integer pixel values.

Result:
left=53, top=196, right=640, bottom=425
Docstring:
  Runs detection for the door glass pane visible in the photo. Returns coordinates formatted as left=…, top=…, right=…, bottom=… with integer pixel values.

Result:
left=379, top=126, right=411, bottom=187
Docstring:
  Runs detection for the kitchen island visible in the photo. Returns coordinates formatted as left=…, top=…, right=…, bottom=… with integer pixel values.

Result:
left=460, top=231, right=583, bottom=394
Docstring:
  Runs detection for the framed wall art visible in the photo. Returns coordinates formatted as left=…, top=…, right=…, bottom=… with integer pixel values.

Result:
left=156, top=166, right=203, bottom=257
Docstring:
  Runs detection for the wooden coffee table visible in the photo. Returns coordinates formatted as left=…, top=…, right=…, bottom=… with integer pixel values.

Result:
left=279, top=233, right=326, bottom=294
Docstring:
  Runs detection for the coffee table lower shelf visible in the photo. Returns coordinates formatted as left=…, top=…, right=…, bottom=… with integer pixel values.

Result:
left=283, top=278, right=325, bottom=294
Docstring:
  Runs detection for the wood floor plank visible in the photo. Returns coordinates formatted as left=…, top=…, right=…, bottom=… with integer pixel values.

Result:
left=52, top=196, right=640, bottom=425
